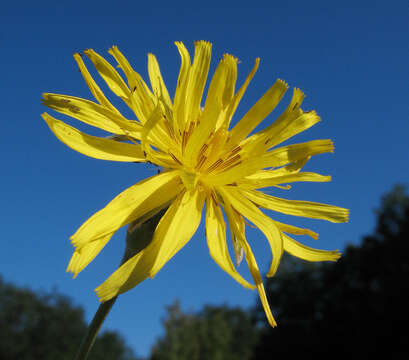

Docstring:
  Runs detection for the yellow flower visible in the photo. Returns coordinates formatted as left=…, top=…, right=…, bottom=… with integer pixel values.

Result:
left=42, top=41, right=349, bottom=327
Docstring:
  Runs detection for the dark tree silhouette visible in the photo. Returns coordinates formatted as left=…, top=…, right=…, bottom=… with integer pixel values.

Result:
left=0, top=279, right=139, bottom=360
left=253, top=185, right=409, bottom=358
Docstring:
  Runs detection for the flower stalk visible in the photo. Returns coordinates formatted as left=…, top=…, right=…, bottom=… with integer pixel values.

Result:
left=74, top=209, right=166, bottom=360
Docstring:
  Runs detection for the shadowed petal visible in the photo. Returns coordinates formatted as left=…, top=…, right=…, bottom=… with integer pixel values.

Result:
left=95, top=189, right=205, bottom=301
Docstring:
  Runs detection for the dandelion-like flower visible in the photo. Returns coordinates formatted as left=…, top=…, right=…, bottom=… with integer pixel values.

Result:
left=42, top=41, right=348, bottom=327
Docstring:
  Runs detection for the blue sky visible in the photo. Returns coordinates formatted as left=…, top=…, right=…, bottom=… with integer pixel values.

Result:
left=1, top=0, right=408, bottom=357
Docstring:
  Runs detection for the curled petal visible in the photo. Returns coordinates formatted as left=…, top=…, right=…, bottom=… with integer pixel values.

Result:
left=283, top=234, right=341, bottom=262
left=222, top=195, right=277, bottom=327
left=42, top=113, right=146, bottom=162
left=42, top=93, right=141, bottom=138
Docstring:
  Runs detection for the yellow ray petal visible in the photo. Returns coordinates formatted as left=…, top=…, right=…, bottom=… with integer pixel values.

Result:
left=283, top=233, right=341, bottom=262
left=242, top=189, right=349, bottom=223
left=108, top=46, right=154, bottom=100
left=219, top=186, right=283, bottom=277
left=237, top=156, right=310, bottom=188
left=222, top=197, right=276, bottom=327
left=240, top=236, right=277, bottom=327
left=227, top=79, right=289, bottom=147
left=84, top=49, right=131, bottom=102
left=205, top=194, right=255, bottom=289
left=183, top=41, right=212, bottom=128
left=73, top=53, right=120, bottom=114
left=109, top=46, right=155, bottom=123
left=273, top=220, right=318, bottom=240
left=184, top=54, right=237, bottom=166
left=223, top=58, right=260, bottom=128
left=260, top=139, right=334, bottom=167
left=42, top=93, right=141, bottom=138
left=149, top=189, right=206, bottom=276
left=140, top=104, right=180, bottom=167
left=173, top=41, right=192, bottom=135
left=241, top=86, right=305, bottom=153
left=148, top=53, right=173, bottom=108
left=205, top=140, right=333, bottom=186
left=239, top=171, right=331, bottom=189
left=42, top=113, right=146, bottom=162
left=67, top=234, right=111, bottom=276
left=264, top=111, right=321, bottom=150
left=96, top=189, right=205, bottom=301
left=71, top=171, right=183, bottom=249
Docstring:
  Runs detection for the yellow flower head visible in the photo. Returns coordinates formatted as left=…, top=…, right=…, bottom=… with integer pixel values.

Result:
left=42, top=41, right=349, bottom=327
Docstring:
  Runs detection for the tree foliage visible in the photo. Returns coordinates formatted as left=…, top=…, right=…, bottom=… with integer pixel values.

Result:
left=0, top=279, right=139, bottom=360
left=150, top=300, right=258, bottom=360
left=253, top=184, right=409, bottom=357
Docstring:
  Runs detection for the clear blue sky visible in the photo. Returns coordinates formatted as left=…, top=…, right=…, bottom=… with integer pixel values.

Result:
left=1, top=0, right=408, bottom=357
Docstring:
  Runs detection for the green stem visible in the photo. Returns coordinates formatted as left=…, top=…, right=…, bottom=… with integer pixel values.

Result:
left=74, top=297, right=117, bottom=360
left=73, top=208, right=167, bottom=360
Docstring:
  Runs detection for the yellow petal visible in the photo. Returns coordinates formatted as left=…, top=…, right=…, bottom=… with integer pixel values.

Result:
left=108, top=46, right=155, bottom=123
left=184, top=54, right=237, bottom=166
left=71, top=171, right=183, bottom=249
left=222, top=196, right=276, bottom=327
left=84, top=49, right=131, bottom=102
left=67, top=234, right=111, bottom=276
left=148, top=53, right=173, bottom=108
left=219, top=186, right=283, bottom=277
left=239, top=171, right=331, bottom=189
left=42, top=93, right=141, bottom=138
left=273, top=220, right=318, bottom=240
left=96, top=189, right=205, bottom=301
left=205, top=140, right=333, bottom=186
left=42, top=113, right=146, bottom=162
left=283, top=233, right=341, bottom=262
left=227, top=79, right=289, bottom=147
left=205, top=194, right=255, bottom=289
left=264, top=111, right=321, bottom=150
left=242, top=189, right=350, bottom=223
left=150, top=189, right=206, bottom=276
left=237, top=157, right=314, bottom=188
left=183, top=41, right=212, bottom=128
left=261, top=139, right=334, bottom=167
left=173, top=41, right=192, bottom=135
left=240, top=236, right=277, bottom=327
left=223, top=58, right=260, bottom=128
left=140, top=104, right=180, bottom=168
left=73, top=53, right=120, bottom=114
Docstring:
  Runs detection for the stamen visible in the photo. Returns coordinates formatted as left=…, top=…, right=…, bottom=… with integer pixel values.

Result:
left=230, top=145, right=242, bottom=156
left=169, top=152, right=183, bottom=166
left=198, top=143, right=209, bottom=158
left=182, top=130, right=188, bottom=150
left=210, top=190, right=219, bottom=206
left=195, top=154, right=207, bottom=171
left=219, top=159, right=242, bottom=172
left=215, top=154, right=241, bottom=172
left=206, top=158, right=224, bottom=173
left=182, top=121, right=195, bottom=151
left=163, top=116, right=176, bottom=141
